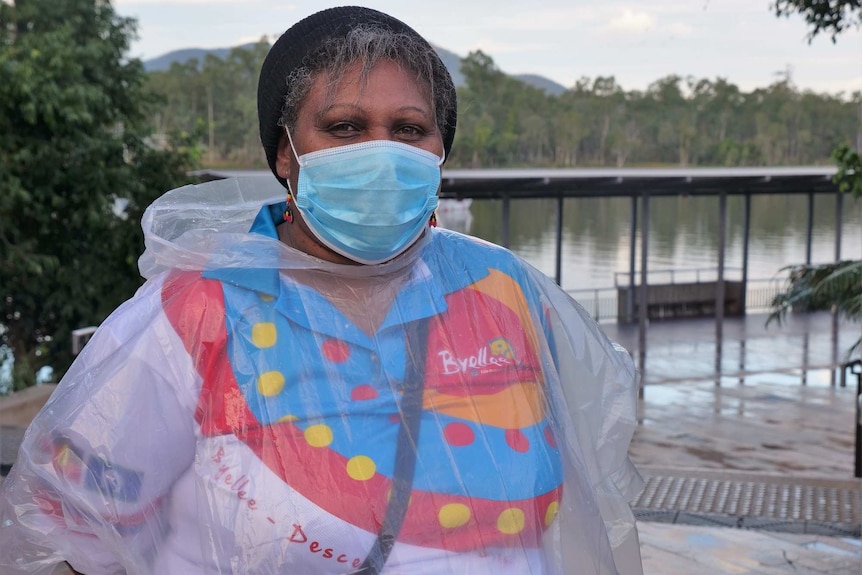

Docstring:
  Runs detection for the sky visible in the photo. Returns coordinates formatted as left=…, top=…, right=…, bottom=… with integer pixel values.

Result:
left=114, top=0, right=862, bottom=96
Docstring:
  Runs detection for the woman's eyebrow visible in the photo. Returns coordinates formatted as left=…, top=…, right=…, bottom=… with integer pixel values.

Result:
left=314, top=103, right=433, bottom=121
left=313, top=103, right=363, bottom=122
left=394, top=105, right=433, bottom=117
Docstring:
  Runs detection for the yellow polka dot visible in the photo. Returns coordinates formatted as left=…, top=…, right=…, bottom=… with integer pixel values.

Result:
left=346, top=455, right=376, bottom=481
left=304, top=424, right=333, bottom=448
left=252, top=322, right=277, bottom=348
left=497, top=508, right=526, bottom=535
left=544, top=501, right=559, bottom=527
left=438, top=503, right=471, bottom=529
left=257, top=371, right=285, bottom=396
left=259, top=293, right=275, bottom=302
left=278, top=414, right=299, bottom=423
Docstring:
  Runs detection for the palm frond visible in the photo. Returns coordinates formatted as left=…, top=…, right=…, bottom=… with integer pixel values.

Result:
left=768, top=259, right=862, bottom=353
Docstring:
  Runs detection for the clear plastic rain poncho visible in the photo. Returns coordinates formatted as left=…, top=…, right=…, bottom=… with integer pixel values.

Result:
left=0, top=178, right=643, bottom=575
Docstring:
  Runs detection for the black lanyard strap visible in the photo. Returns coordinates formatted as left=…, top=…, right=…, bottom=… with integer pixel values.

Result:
left=351, top=316, right=430, bottom=575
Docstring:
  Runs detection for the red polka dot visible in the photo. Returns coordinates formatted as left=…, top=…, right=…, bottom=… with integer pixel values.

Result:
left=443, top=422, right=475, bottom=447
left=321, top=338, right=350, bottom=363
left=544, top=426, right=557, bottom=449
left=388, top=414, right=401, bottom=424
left=350, top=384, right=378, bottom=401
left=505, top=429, right=530, bottom=453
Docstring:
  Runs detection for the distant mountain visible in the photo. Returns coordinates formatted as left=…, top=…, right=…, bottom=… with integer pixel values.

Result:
left=142, top=43, right=567, bottom=94
left=142, top=43, right=259, bottom=72
left=513, top=74, right=566, bottom=96
left=430, top=44, right=465, bottom=87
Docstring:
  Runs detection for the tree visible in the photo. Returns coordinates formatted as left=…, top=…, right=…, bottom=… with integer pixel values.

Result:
left=768, top=1, right=862, bottom=353
left=0, top=0, right=198, bottom=391
left=773, top=0, right=862, bottom=41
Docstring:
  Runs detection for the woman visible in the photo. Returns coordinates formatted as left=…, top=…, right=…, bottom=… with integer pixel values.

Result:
left=0, top=6, right=642, bottom=575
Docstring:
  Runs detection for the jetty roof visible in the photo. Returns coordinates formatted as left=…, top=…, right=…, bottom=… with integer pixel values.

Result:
left=190, top=166, right=839, bottom=198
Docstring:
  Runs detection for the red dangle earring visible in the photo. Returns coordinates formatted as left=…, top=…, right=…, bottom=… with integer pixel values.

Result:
left=284, top=191, right=294, bottom=223
left=429, top=211, right=437, bottom=227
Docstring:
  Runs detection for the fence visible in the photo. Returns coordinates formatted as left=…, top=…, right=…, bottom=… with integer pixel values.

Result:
left=568, top=278, right=785, bottom=323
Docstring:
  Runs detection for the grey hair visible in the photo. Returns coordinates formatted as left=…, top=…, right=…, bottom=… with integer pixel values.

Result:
left=278, top=24, right=455, bottom=138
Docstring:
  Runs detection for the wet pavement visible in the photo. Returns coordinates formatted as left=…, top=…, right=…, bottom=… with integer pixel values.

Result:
left=619, top=311, right=862, bottom=574
left=604, top=310, right=860, bottom=387
left=630, top=379, right=858, bottom=477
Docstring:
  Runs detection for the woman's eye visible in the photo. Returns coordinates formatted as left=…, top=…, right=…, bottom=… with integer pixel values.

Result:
left=397, top=125, right=425, bottom=138
left=328, top=123, right=359, bottom=135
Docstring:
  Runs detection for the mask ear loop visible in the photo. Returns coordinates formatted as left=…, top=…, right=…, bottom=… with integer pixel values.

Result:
left=284, top=128, right=306, bottom=169
left=430, top=146, right=444, bottom=227
left=282, top=128, right=303, bottom=223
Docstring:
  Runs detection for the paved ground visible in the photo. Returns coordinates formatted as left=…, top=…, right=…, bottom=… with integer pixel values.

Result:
left=639, top=523, right=862, bottom=575
left=630, top=379, right=858, bottom=477
left=625, top=311, right=861, bottom=574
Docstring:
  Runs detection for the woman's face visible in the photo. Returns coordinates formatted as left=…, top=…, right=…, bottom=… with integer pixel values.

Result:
left=275, top=59, right=444, bottom=264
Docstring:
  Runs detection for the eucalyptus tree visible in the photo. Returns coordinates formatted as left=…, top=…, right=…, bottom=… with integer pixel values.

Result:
left=0, top=0, right=197, bottom=390
left=773, top=0, right=862, bottom=41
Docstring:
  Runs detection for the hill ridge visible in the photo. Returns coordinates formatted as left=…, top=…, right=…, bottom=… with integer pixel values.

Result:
left=142, top=43, right=567, bottom=96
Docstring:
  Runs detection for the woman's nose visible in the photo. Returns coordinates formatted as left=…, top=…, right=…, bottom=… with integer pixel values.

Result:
left=366, top=127, right=396, bottom=141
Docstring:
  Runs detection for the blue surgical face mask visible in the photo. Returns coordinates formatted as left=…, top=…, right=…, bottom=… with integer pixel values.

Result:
left=286, top=132, right=443, bottom=265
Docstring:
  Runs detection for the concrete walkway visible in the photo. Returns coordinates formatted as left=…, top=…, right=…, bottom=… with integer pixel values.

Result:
left=626, top=311, right=861, bottom=574
left=639, top=522, right=861, bottom=574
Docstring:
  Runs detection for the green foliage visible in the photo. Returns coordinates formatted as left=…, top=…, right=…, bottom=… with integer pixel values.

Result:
left=773, top=0, right=862, bottom=42
left=831, top=143, right=862, bottom=197
left=768, top=261, right=862, bottom=353
left=145, top=39, right=271, bottom=168
left=0, top=0, right=198, bottom=391
left=450, top=54, right=858, bottom=169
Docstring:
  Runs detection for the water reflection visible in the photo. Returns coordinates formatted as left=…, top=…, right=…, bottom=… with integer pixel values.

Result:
left=640, top=368, right=844, bottom=422
left=459, top=194, right=862, bottom=291
left=435, top=198, right=473, bottom=234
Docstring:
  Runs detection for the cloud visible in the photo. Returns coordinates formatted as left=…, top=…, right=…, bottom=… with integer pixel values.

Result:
left=115, top=1, right=263, bottom=4
left=664, top=22, right=694, bottom=38
left=486, top=6, right=602, bottom=31
left=605, top=9, right=655, bottom=33
left=803, top=75, right=862, bottom=96
left=458, top=39, right=551, bottom=56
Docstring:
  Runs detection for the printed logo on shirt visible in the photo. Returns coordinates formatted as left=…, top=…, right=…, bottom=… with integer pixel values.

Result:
left=489, top=337, right=516, bottom=361
left=437, top=338, right=516, bottom=377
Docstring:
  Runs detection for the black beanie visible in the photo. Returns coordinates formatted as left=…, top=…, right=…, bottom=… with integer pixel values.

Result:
left=257, top=6, right=457, bottom=187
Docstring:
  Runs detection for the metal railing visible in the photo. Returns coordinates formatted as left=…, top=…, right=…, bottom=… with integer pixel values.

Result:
left=567, top=278, right=786, bottom=323
left=614, top=267, right=744, bottom=286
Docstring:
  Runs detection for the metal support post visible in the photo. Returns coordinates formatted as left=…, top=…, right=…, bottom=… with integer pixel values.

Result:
left=501, top=195, right=511, bottom=248
left=638, top=192, right=650, bottom=399
left=627, top=196, right=638, bottom=323
left=715, top=192, right=727, bottom=383
left=555, top=195, right=564, bottom=286
left=805, top=191, right=814, bottom=265
left=849, top=360, right=862, bottom=478
left=741, top=194, right=751, bottom=313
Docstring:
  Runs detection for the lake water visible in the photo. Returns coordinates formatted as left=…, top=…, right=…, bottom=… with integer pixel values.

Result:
left=436, top=194, right=862, bottom=292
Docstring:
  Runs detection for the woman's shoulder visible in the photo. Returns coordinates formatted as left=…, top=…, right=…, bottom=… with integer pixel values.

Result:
left=428, top=228, right=524, bottom=272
